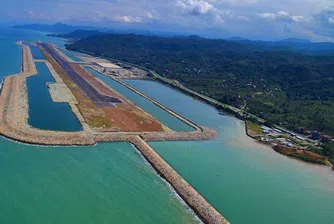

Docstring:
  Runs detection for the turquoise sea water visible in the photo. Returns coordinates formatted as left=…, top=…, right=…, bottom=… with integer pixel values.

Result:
left=27, top=62, right=82, bottom=131
left=0, top=28, right=198, bottom=224
left=0, top=28, right=65, bottom=79
left=1, top=27, right=334, bottom=224
left=85, top=66, right=193, bottom=132
left=125, top=80, right=334, bottom=224
left=0, top=140, right=198, bottom=224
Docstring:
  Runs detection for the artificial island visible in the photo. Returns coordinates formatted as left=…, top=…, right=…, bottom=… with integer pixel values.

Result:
left=0, top=42, right=229, bottom=224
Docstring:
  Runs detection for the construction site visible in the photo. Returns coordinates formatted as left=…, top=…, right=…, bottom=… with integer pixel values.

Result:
left=0, top=42, right=229, bottom=224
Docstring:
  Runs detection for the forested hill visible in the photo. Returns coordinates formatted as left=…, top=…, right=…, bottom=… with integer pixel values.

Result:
left=12, top=22, right=98, bottom=33
left=67, top=34, right=334, bottom=136
left=48, top=30, right=105, bottom=39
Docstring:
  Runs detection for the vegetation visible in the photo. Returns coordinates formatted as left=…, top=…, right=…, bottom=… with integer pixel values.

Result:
left=66, top=33, right=334, bottom=165
left=49, top=30, right=104, bottom=39
left=273, top=145, right=328, bottom=165
left=322, top=142, right=334, bottom=166
left=13, top=23, right=97, bottom=33
left=246, top=120, right=263, bottom=136
left=67, top=34, right=334, bottom=136
left=40, top=46, right=112, bottom=129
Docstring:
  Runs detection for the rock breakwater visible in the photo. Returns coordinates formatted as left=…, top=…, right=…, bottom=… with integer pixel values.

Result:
left=0, top=42, right=229, bottom=223
left=130, top=136, right=229, bottom=224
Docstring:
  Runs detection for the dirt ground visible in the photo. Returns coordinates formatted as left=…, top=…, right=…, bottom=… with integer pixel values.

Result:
left=40, top=44, right=164, bottom=132
left=103, top=107, right=163, bottom=132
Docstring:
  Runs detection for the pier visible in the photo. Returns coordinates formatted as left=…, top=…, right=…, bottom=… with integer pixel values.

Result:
left=0, top=42, right=229, bottom=224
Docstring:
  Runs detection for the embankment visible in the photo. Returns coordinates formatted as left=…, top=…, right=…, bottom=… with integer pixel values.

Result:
left=91, top=70, right=201, bottom=131
left=0, top=43, right=218, bottom=145
left=0, top=42, right=230, bottom=224
left=130, top=136, right=229, bottom=224
left=273, top=144, right=328, bottom=165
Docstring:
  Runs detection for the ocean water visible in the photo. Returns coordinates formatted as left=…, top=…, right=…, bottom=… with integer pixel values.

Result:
left=0, top=28, right=65, bottom=79
left=0, top=140, right=198, bottom=224
left=0, top=28, right=199, bottom=224
left=27, top=62, right=82, bottom=131
left=1, top=27, right=334, bottom=224
left=124, top=80, right=334, bottom=224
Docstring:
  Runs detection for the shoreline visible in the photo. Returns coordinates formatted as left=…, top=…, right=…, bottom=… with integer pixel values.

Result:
left=71, top=49, right=334, bottom=171
left=0, top=42, right=218, bottom=146
left=245, top=120, right=332, bottom=169
left=0, top=42, right=229, bottom=224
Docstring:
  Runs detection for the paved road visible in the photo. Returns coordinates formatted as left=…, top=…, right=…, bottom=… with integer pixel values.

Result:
left=40, top=43, right=122, bottom=107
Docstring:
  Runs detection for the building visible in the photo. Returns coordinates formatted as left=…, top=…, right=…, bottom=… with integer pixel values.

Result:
left=311, top=131, right=321, bottom=140
left=261, top=126, right=273, bottom=133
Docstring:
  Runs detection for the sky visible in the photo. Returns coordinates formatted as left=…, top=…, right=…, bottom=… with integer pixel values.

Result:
left=1, top=0, right=334, bottom=41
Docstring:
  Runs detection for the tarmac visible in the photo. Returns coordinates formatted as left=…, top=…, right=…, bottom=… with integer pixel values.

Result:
left=0, top=42, right=229, bottom=224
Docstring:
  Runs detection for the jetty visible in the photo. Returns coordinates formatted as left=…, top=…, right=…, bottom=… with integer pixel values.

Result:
left=0, top=42, right=229, bottom=224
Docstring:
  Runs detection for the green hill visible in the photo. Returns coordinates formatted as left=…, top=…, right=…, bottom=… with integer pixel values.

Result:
left=67, top=33, right=334, bottom=136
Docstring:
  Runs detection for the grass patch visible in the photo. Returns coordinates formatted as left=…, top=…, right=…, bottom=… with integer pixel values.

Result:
left=246, top=120, right=263, bottom=135
left=40, top=46, right=112, bottom=129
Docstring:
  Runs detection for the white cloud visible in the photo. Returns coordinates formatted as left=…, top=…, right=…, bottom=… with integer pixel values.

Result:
left=175, top=0, right=214, bottom=15
left=113, top=15, right=142, bottom=23
left=329, top=17, right=334, bottom=23
left=292, top=16, right=304, bottom=22
left=277, top=11, right=290, bottom=19
left=3, top=0, right=334, bottom=41
left=256, top=11, right=304, bottom=22
left=257, top=12, right=276, bottom=19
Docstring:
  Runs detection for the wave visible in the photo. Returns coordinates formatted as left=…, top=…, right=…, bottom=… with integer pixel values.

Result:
left=130, top=143, right=203, bottom=224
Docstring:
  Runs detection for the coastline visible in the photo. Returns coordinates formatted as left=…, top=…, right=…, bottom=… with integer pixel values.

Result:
left=0, top=42, right=229, bottom=224
left=71, top=48, right=334, bottom=171
left=245, top=120, right=332, bottom=168
left=0, top=42, right=218, bottom=146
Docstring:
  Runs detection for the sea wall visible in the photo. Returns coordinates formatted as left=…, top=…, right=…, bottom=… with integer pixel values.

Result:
left=0, top=42, right=218, bottom=146
left=0, top=74, right=217, bottom=146
left=0, top=42, right=230, bottom=223
left=130, top=136, right=229, bottom=224
left=105, top=75, right=201, bottom=131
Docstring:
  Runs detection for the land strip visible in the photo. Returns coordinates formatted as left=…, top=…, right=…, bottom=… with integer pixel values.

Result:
left=80, top=53, right=334, bottom=168
left=105, top=73, right=201, bottom=131
left=0, top=42, right=217, bottom=145
left=0, top=42, right=229, bottom=224
left=40, top=43, right=165, bottom=132
left=130, top=136, right=229, bottom=224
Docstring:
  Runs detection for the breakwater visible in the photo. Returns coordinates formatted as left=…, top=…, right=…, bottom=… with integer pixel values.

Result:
left=105, top=75, right=201, bottom=131
left=130, top=136, right=229, bottom=224
left=0, top=42, right=230, bottom=223
left=0, top=73, right=216, bottom=146
left=0, top=42, right=219, bottom=146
